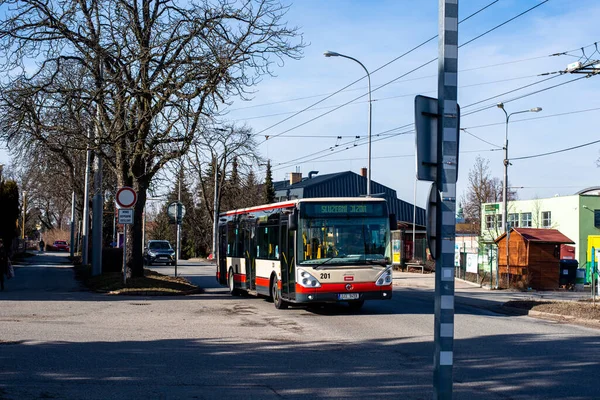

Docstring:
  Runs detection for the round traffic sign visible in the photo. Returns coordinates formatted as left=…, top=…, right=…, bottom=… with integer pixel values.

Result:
left=116, top=187, right=137, bottom=208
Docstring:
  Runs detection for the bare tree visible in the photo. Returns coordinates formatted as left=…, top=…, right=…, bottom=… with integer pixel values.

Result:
left=188, top=123, right=262, bottom=257
left=462, top=156, right=517, bottom=235
left=0, top=0, right=303, bottom=276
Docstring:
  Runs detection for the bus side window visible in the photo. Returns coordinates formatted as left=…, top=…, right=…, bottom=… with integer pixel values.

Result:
left=275, top=245, right=279, bottom=259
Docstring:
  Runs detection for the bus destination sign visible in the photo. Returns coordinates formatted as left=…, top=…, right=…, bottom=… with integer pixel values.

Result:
left=302, top=202, right=386, bottom=218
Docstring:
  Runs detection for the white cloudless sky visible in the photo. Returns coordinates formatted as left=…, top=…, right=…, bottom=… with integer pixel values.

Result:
left=2, top=0, right=599, bottom=209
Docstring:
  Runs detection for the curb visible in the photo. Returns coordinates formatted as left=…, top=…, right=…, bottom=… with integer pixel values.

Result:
left=501, top=305, right=600, bottom=329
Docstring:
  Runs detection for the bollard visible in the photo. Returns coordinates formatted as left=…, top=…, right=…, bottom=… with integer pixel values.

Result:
left=575, top=269, right=585, bottom=292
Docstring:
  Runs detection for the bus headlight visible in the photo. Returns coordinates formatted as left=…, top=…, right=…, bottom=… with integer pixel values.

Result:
left=376, top=268, right=393, bottom=286
left=297, top=269, right=321, bottom=288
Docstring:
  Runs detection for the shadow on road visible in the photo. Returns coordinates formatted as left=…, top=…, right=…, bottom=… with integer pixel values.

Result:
left=1, top=333, right=599, bottom=399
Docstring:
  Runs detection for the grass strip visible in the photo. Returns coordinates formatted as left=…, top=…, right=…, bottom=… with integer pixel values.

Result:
left=74, top=265, right=201, bottom=295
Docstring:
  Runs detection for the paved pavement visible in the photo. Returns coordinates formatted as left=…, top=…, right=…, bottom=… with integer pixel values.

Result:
left=3, top=252, right=600, bottom=400
left=393, top=270, right=594, bottom=304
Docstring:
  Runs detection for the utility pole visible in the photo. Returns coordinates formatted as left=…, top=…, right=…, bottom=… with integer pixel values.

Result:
left=21, top=191, right=26, bottom=240
left=91, top=104, right=103, bottom=276
left=82, top=126, right=92, bottom=264
left=433, top=1, right=459, bottom=398
left=212, top=157, right=219, bottom=260
left=176, top=167, right=182, bottom=277
left=70, top=191, right=76, bottom=258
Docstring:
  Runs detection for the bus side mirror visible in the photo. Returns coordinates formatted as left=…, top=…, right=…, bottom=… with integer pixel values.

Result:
left=389, top=213, right=397, bottom=230
left=288, top=209, right=298, bottom=231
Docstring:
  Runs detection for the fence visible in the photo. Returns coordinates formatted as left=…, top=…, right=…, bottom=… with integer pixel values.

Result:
left=455, top=243, right=499, bottom=288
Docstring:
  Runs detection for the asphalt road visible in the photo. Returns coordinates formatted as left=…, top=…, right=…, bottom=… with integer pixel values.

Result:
left=1, top=253, right=599, bottom=400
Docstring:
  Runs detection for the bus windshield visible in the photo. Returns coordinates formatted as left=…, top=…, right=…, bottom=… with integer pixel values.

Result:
left=298, top=216, right=390, bottom=266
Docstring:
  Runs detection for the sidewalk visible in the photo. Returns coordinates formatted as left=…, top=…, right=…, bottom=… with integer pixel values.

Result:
left=392, top=270, right=593, bottom=305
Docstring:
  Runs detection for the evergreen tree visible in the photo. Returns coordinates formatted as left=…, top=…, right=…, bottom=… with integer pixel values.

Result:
left=263, top=160, right=276, bottom=204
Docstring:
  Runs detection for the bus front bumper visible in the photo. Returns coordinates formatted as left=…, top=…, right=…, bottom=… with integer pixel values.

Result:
left=295, top=288, right=392, bottom=303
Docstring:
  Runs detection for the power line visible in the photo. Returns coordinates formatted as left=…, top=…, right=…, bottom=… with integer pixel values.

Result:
left=461, top=129, right=502, bottom=149
left=254, top=0, right=502, bottom=143
left=270, top=74, right=595, bottom=171
left=462, top=74, right=588, bottom=117
left=511, top=138, right=600, bottom=161
left=258, top=0, right=550, bottom=144
left=462, top=106, right=600, bottom=130
left=241, top=73, right=541, bottom=123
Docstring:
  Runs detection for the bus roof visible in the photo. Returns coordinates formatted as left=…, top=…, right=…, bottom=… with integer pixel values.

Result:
left=220, top=197, right=387, bottom=217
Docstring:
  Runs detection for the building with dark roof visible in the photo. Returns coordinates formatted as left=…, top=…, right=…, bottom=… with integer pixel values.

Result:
left=273, top=169, right=426, bottom=227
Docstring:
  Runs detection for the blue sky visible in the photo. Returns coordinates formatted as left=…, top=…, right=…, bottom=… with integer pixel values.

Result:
left=2, top=0, right=599, bottom=208
left=223, top=0, right=600, bottom=207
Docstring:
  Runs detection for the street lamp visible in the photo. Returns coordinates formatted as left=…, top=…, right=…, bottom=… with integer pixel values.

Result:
left=497, top=102, right=542, bottom=287
left=324, top=50, right=373, bottom=196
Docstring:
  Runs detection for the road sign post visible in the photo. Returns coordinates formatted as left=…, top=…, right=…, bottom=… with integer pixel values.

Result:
left=116, top=187, right=137, bottom=284
left=167, top=201, right=186, bottom=277
left=433, top=1, right=459, bottom=398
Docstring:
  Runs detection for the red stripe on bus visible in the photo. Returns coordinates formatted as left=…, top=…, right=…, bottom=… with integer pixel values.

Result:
left=234, top=273, right=246, bottom=283
left=295, top=282, right=387, bottom=294
left=255, top=276, right=270, bottom=288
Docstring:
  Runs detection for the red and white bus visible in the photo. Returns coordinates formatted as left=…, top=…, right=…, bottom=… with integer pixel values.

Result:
left=217, top=197, right=394, bottom=309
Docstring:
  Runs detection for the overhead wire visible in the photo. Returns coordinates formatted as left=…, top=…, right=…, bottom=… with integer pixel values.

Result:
left=270, top=75, right=596, bottom=171
left=511, top=139, right=600, bottom=161
left=257, top=0, right=552, bottom=145
left=254, top=0, right=503, bottom=144
left=239, top=73, right=542, bottom=123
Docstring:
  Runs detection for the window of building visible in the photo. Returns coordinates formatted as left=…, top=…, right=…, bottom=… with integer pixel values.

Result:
left=520, top=212, right=532, bottom=227
left=542, top=211, right=551, bottom=228
left=485, top=214, right=495, bottom=230
left=508, top=213, right=519, bottom=228
left=485, top=214, right=501, bottom=230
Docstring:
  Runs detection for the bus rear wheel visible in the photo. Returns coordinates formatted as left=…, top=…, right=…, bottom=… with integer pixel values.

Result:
left=228, top=268, right=240, bottom=296
left=271, top=277, right=288, bottom=309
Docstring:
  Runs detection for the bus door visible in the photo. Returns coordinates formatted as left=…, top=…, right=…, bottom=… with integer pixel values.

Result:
left=244, top=224, right=256, bottom=291
left=280, top=222, right=296, bottom=300
left=217, top=224, right=227, bottom=285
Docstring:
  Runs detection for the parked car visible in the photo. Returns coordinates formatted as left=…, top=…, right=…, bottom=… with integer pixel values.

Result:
left=53, top=240, right=70, bottom=252
left=144, top=240, right=175, bottom=266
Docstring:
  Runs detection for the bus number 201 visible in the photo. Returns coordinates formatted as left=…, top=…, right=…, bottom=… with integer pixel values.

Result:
left=320, top=273, right=330, bottom=279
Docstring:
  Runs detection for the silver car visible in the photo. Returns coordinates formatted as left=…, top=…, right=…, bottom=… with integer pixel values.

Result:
left=144, top=240, right=175, bottom=266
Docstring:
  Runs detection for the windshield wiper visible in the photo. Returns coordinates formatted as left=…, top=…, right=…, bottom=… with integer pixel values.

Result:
left=313, top=255, right=348, bottom=269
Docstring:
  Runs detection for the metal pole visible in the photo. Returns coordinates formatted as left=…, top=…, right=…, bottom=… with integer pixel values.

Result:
left=113, top=209, right=117, bottom=248
left=70, top=191, right=76, bottom=258
left=122, top=224, right=127, bottom=284
left=323, top=51, right=372, bottom=196
left=21, top=191, right=26, bottom=240
left=366, top=66, right=372, bottom=197
left=212, top=160, right=219, bottom=260
left=92, top=109, right=103, bottom=276
left=502, top=111, right=509, bottom=288
left=433, top=1, right=459, bottom=398
left=412, top=178, right=417, bottom=259
left=82, top=127, right=92, bottom=265
left=176, top=171, right=181, bottom=277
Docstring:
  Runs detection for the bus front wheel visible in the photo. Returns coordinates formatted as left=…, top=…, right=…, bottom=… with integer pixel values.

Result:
left=271, top=277, right=288, bottom=309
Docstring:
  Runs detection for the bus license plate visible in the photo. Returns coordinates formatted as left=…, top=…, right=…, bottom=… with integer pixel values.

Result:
left=338, top=293, right=359, bottom=300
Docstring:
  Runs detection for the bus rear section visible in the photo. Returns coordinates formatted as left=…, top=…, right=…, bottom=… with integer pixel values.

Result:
left=218, top=198, right=394, bottom=310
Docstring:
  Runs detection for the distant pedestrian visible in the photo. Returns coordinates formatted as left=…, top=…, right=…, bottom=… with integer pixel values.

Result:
left=39, top=240, right=45, bottom=253
left=0, top=241, right=9, bottom=291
